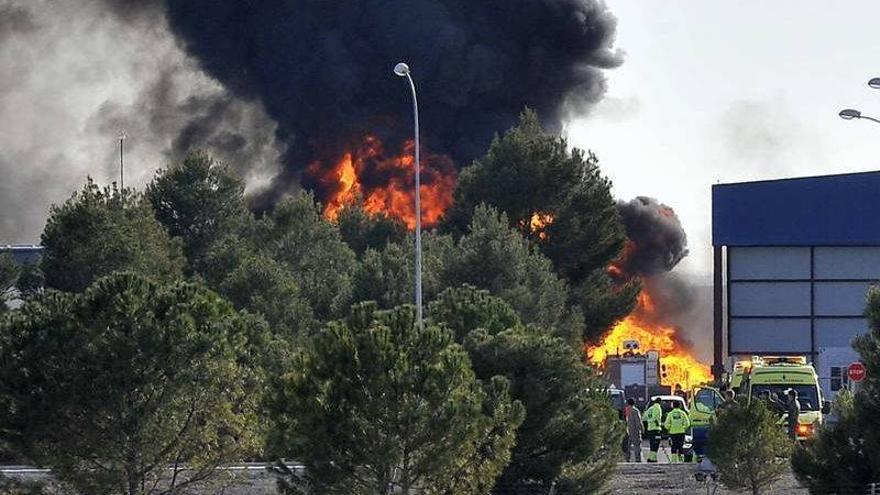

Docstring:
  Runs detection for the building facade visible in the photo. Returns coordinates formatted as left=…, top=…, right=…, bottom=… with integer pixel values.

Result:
left=712, top=171, right=880, bottom=399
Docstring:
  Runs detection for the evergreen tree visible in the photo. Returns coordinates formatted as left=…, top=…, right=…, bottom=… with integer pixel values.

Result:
left=271, top=303, right=524, bottom=494
left=791, top=286, right=880, bottom=491
left=446, top=110, right=636, bottom=341
left=442, top=205, right=583, bottom=344
left=0, top=251, right=19, bottom=311
left=256, top=192, right=357, bottom=320
left=0, top=273, right=265, bottom=495
left=429, top=286, right=623, bottom=493
left=336, top=202, right=407, bottom=257
left=146, top=151, right=251, bottom=272
left=40, top=179, right=184, bottom=292
left=708, top=401, right=792, bottom=495
left=351, top=232, right=455, bottom=310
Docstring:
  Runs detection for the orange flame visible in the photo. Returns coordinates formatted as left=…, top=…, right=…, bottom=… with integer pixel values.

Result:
left=587, top=292, right=711, bottom=390
left=309, top=136, right=456, bottom=229
left=522, top=212, right=554, bottom=240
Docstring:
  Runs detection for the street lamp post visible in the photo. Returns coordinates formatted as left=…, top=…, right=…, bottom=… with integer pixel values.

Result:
left=838, top=108, right=880, bottom=125
left=838, top=77, right=880, bottom=126
left=394, top=62, right=423, bottom=331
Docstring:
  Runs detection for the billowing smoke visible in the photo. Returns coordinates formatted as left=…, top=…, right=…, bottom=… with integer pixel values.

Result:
left=614, top=197, right=712, bottom=362
left=616, top=196, right=689, bottom=276
left=0, top=0, right=282, bottom=243
left=0, top=0, right=621, bottom=241
left=157, top=0, right=623, bottom=206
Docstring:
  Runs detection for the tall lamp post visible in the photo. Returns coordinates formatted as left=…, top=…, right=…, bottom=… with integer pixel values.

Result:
left=394, top=62, right=423, bottom=330
left=838, top=77, right=880, bottom=126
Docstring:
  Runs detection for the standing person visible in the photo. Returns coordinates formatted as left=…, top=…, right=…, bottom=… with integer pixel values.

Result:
left=625, top=398, right=644, bottom=462
left=664, top=401, right=691, bottom=463
left=785, top=389, right=801, bottom=440
left=643, top=397, right=663, bottom=463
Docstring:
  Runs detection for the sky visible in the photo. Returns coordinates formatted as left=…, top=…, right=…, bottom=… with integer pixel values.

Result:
left=569, top=1, right=880, bottom=277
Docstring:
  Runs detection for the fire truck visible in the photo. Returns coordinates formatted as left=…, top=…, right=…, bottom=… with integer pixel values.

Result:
left=604, top=340, right=671, bottom=410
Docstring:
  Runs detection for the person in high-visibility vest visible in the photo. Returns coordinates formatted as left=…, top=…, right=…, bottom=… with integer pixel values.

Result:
left=664, top=401, right=691, bottom=463
left=643, top=397, right=664, bottom=463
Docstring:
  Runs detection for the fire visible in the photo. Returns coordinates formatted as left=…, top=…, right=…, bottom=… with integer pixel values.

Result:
left=522, top=212, right=554, bottom=240
left=308, top=136, right=456, bottom=229
left=587, top=292, right=712, bottom=390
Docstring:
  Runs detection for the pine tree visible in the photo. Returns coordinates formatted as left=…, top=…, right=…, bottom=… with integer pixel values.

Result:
left=271, top=303, right=524, bottom=494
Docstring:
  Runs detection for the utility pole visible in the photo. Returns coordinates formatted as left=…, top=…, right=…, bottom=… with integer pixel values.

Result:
left=118, top=130, right=126, bottom=191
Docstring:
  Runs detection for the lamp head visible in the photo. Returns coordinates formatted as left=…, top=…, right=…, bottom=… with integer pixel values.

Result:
left=393, top=62, right=410, bottom=77
left=869, top=77, right=880, bottom=90
left=839, top=108, right=861, bottom=120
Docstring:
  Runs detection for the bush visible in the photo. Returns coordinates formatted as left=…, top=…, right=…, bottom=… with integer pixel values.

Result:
left=707, top=401, right=792, bottom=495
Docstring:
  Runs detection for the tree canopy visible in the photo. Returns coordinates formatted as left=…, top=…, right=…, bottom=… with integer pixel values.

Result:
left=445, top=109, right=636, bottom=341
left=256, top=192, right=357, bottom=320
left=0, top=272, right=266, bottom=495
left=40, top=180, right=184, bottom=293
left=271, top=302, right=524, bottom=494
left=429, top=286, right=623, bottom=493
left=791, top=285, right=880, bottom=491
left=146, top=151, right=251, bottom=272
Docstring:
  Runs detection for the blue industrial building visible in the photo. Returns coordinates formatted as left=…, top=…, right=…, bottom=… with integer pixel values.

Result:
left=712, top=171, right=880, bottom=399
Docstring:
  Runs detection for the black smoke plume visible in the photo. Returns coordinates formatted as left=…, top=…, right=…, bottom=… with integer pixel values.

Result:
left=616, top=196, right=689, bottom=277
left=155, top=0, right=622, bottom=206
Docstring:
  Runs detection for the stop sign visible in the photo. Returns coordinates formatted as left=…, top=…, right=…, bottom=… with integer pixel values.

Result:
left=847, top=362, right=867, bottom=382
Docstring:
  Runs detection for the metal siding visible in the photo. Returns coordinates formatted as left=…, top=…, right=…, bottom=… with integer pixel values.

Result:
left=712, top=171, right=880, bottom=246
left=728, top=247, right=811, bottom=280
left=729, top=282, right=811, bottom=316
left=814, top=247, right=880, bottom=279
left=814, top=282, right=873, bottom=316
left=815, top=319, right=870, bottom=347
left=729, top=318, right=811, bottom=353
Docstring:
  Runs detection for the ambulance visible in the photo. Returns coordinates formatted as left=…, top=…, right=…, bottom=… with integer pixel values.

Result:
left=738, top=356, right=831, bottom=440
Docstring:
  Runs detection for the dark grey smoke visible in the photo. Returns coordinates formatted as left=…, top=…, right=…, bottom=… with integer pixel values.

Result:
left=154, top=0, right=622, bottom=205
left=616, top=196, right=689, bottom=276
left=0, top=0, right=281, bottom=243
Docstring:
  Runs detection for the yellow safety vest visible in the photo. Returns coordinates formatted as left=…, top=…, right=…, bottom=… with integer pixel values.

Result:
left=644, top=403, right=663, bottom=431
left=664, top=408, right=691, bottom=435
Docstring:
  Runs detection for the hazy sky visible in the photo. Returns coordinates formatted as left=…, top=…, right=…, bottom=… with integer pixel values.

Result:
left=569, top=1, right=880, bottom=276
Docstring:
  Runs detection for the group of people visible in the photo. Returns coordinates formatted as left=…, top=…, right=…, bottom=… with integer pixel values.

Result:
left=623, top=397, right=691, bottom=463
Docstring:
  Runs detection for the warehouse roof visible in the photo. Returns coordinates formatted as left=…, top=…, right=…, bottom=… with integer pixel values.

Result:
left=712, top=171, right=880, bottom=246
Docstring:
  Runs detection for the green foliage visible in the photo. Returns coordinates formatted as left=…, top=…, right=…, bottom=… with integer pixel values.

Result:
left=791, top=391, right=872, bottom=493
left=427, top=285, right=521, bottom=341
left=40, top=179, right=184, bottom=292
left=336, top=202, right=407, bottom=256
left=0, top=273, right=265, bottom=495
left=351, top=232, right=455, bottom=310
left=428, top=287, right=622, bottom=493
left=271, top=302, right=524, bottom=494
left=707, top=401, right=792, bottom=495
left=442, top=205, right=583, bottom=344
left=217, top=251, right=316, bottom=342
left=146, top=151, right=251, bottom=272
left=791, top=285, right=880, bottom=491
left=464, top=326, right=622, bottom=493
left=14, top=263, right=44, bottom=299
left=257, top=192, right=357, bottom=320
left=446, top=109, right=635, bottom=341
left=0, top=251, right=19, bottom=311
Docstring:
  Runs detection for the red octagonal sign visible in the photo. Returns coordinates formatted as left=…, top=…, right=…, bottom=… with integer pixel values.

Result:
left=847, top=362, right=867, bottom=382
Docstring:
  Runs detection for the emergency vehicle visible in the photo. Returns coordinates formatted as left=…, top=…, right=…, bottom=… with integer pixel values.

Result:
left=736, top=356, right=831, bottom=440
